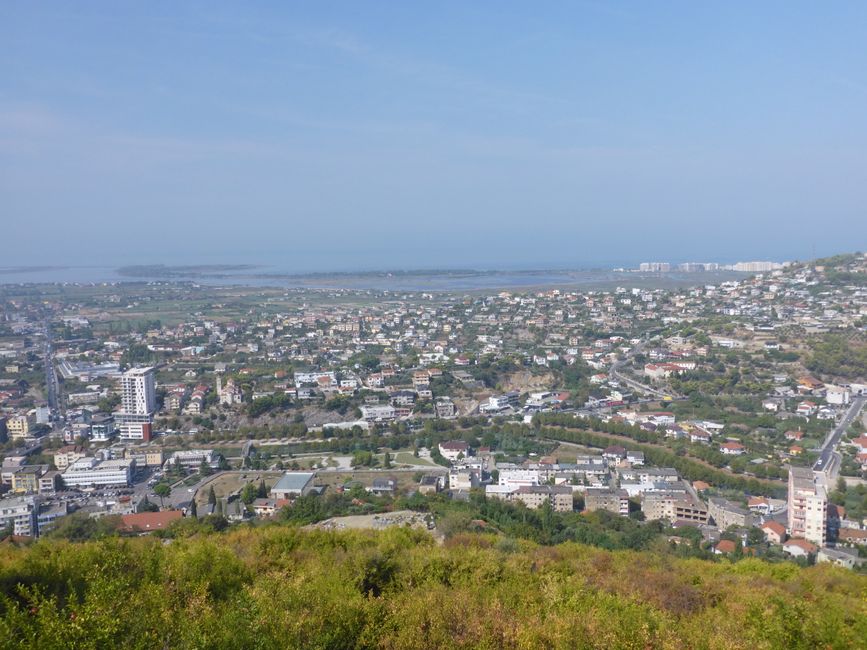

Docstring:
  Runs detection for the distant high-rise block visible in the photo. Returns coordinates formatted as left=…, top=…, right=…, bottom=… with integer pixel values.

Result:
left=117, top=367, right=156, bottom=441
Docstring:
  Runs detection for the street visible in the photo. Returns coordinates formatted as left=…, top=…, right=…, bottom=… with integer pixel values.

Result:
left=814, top=396, right=866, bottom=476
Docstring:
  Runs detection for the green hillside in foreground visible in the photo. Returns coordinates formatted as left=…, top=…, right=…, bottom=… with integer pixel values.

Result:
left=0, top=527, right=864, bottom=649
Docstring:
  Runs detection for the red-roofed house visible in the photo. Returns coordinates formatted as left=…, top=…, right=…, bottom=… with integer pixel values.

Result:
left=761, top=521, right=786, bottom=544
left=782, top=538, right=817, bottom=557
left=748, top=496, right=771, bottom=515
left=120, top=510, right=183, bottom=534
left=438, top=440, right=469, bottom=461
left=719, top=441, right=745, bottom=455
left=713, top=539, right=737, bottom=555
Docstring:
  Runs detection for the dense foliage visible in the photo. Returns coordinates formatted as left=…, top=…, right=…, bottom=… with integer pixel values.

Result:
left=0, top=527, right=864, bottom=649
left=533, top=415, right=787, bottom=498
left=807, top=334, right=867, bottom=380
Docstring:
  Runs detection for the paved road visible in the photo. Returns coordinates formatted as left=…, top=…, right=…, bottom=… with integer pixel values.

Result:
left=608, top=337, right=680, bottom=400
left=43, top=322, right=59, bottom=412
left=813, top=396, right=866, bottom=473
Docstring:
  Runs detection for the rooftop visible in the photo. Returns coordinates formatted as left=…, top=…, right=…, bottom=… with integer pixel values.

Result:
left=272, top=472, right=315, bottom=492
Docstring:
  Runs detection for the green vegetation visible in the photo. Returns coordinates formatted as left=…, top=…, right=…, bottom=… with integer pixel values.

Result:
left=534, top=414, right=787, bottom=497
left=0, top=527, right=864, bottom=649
left=806, top=334, right=867, bottom=380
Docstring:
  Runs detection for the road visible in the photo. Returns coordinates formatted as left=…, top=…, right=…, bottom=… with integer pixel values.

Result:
left=43, top=322, right=59, bottom=412
left=608, top=337, right=680, bottom=400
left=813, top=396, right=866, bottom=475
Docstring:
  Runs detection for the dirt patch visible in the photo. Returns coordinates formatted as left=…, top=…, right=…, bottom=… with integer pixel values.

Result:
left=502, top=370, right=554, bottom=393
left=305, top=509, right=436, bottom=534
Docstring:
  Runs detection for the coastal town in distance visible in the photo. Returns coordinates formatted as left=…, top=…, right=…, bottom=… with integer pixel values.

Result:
left=1, top=251, right=865, bottom=571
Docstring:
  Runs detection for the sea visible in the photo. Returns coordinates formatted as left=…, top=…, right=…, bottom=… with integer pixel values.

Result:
left=0, top=265, right=749, bottom=292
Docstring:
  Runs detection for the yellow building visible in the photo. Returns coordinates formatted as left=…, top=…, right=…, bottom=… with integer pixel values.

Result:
left=7, top=414, right=35, bottom=439
left=11, top=466, right=42, bottom=493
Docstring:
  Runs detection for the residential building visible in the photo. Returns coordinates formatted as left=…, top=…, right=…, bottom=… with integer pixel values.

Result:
left=817, top=547, right=865, bottom=570
left=360, top=404, right=396, bottom=421
left=54, top=445, right=87, bottom=471
left=0, top=496, right=38, bottom=536
left=719, top=441, right=745, bottom=455
left=642, top=493, right=709, bottom=524
left=584, top=487, right=629, bottom=516
left=7, top=414, right=35, bottom=439
left=448, top=467, right=480, bottom=492
left=11, top=465, right=44, bottom=494
left=120, top=510, right=183, bottom=534
left=707, top=497, right=756, bottom=530
left=438, top=440, right=469, bottom=461
left=117, top=367, right=156, bottom=441
left=38, top=471, right=61, bottom=494
left=418, top=475, right=443, bottom=495
left=761, top=520, right=786, bottom=544
left=512, top=485, right=573, bottom=512
left=165, top=449, right=216, bottom=470
left=498, top=466, right=540, bottom=489
left=787, top=467, right=827, bottom=546
left=782, top=538, right=817, bottom=558
left=434, top=398, right=457, bottom=419
left=370, top=477, right=398, bottom=496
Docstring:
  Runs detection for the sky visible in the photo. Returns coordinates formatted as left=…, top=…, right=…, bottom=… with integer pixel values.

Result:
left=2, top=2, right=867, bottom=271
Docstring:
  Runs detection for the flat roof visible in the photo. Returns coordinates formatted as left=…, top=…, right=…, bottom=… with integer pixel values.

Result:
left=272, top=472, right=315, bottom=492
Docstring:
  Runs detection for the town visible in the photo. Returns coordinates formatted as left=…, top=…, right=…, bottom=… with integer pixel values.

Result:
left=1, top=252, right=866, bottom=570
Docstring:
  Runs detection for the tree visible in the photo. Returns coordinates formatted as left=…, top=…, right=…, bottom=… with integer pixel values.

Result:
left=139, top=496, right=159, bottom=513
left=189, top=499, right=198, bottom=518
left=48, top=512, right=121, bottom=541
left=208, top=486, right=217, bottom=506
left=241, top=483, right=258, bottom=505
left=154, top=483, right=171, bottom=508
left=199, top=458, right=213, bottom=477
left=383, top=452, right=392, bottom=469
left=256, top=480, right=268, bottom=499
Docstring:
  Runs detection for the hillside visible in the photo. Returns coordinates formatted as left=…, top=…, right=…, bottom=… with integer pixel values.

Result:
left=0, top=527, right=864, bottom=649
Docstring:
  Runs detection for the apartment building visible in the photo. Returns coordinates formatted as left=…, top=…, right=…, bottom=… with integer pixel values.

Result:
left=513, top=485, right=573, bottom=512
left=0, top=496, right=38, bottom=536
left=116, top=367, right=156, bottom=441
left=584, top=487, right=630, bottom=516
left=642, top=492, right=709, bottom=524
left=787, top=467, right=827, bottom=546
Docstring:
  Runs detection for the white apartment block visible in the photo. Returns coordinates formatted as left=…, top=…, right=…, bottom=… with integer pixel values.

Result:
left=360, top=404, right=396, bottom=421
left=448, top=468, right=480, bottom=491
left=0, top=496, right=38, bottom=536
left=498, top=466, right=541, bottom=489
left=117, top=367, right=156, bottom=441
left=787, top=467, right=827, bottom=546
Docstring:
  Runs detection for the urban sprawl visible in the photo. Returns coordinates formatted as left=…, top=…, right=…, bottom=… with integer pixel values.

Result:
left=1, top=253, right=866, bottom=571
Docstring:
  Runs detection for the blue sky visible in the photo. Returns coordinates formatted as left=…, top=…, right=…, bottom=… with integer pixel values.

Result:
left=2, top=2, right=866, bottom=270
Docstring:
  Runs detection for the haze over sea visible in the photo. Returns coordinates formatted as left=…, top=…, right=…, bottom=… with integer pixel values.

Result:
left=0, top=261, right=750, bottom=292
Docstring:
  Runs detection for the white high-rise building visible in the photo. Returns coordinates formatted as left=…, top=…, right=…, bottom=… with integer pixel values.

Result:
left=117, top=367, right=156, bottom=441
left=787, top=467, right=827, bottom=546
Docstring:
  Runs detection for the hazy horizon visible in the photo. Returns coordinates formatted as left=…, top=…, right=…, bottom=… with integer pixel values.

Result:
left=3, top=3, right=866, bottom=268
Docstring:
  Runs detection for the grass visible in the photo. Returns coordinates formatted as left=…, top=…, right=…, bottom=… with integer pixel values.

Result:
left=393, top=451, right=438, bottom=467
left=195, top=471, right=282, bottom=505
left=312, top=470, right=440, bottom=493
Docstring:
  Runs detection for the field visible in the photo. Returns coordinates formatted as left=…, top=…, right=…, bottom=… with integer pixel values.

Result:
left=311, top=470, right=444, bottom=493
left=195, top=471, right=282, bottom=505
